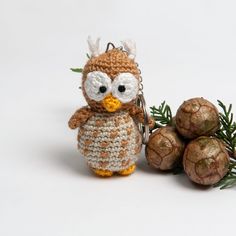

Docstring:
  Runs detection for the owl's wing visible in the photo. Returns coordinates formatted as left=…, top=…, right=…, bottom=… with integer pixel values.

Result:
left=68, top=106, right=94, bottom=129
left=128, top=105, right=155, bottom=129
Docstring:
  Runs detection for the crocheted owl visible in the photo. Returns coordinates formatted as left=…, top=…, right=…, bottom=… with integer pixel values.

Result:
left=69, top=38, right=154, bottom=177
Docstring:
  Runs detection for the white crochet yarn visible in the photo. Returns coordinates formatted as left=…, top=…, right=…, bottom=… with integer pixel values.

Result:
left=112, top=72, right=139, bottom=103
left=121, top=40, right=136, bottom=59
left=87, top=36, right=101, bottom=57
left=87, top=37, right=136, bottom=59
left=85, top=71, right=139, bottom=103
left=84, top=71, right=112, bottom=101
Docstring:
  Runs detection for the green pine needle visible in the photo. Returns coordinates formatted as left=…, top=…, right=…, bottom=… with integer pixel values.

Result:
left=216, top=100, right=236, bottom=156
left=214, top=100, right=236, bottom=189
left=70, top=68, right=83, bottom=73
left=150, top=101, right=173, bottom=129
left=86, top=53, right=91, bottom=59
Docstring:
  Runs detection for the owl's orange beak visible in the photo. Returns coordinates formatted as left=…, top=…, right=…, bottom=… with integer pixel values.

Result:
left=102, top=94, right=121, bottom=112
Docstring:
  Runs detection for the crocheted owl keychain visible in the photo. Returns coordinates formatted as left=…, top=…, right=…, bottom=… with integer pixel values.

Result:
left=68, top=37, right=154, bottom=177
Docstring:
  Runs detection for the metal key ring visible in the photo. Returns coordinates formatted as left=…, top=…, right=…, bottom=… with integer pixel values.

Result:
left=136, top=94, right=149, bottom=144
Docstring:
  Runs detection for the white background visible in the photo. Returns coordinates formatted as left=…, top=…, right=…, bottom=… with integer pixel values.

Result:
left=1, top=0, right=236, bottom=235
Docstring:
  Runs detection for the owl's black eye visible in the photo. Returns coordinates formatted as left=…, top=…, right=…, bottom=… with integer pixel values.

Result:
left=118, top=85, right=126, bottom=92
left=99, top=86, right=107, bottom=93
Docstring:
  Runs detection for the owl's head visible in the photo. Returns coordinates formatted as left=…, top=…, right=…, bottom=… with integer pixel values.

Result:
left=81, top=37, right=141, bottom=113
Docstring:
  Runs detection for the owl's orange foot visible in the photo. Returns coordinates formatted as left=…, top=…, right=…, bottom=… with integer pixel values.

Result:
left=92, top=168, right=113, bottom=177
left=118, top=164, right=136, bottom=176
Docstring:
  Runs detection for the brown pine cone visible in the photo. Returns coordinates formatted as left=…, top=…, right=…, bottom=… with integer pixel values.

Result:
left=145, top=127, right=185, bottom=170
left=183, top=136, right=230, bottom=185
left=175, top=97, right=220, bottom=139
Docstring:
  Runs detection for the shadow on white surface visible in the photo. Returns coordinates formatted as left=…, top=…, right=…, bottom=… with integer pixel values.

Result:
left=137, top=157, right=212, bottom=191
left=46, top=145, right=95, bottom=178
left=173, top=172, right=212, bottom=191
left=44, top=145, right=134, bottom=180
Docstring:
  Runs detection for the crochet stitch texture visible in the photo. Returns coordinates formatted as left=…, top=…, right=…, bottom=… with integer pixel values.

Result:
left=69, top=39, right=153, bottom=176
left=78, top=111, right=142, bottom=172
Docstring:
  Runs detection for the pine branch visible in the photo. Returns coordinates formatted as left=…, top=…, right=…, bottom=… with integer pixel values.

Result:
left=214, top=161, right=236, bottom=189
left=150, top=101, right=173, bottom=129
left=70, top=68, right=83, bottom=73
left=215, top=100, right=236, bottom=158
left=214, top=100, right=236, bottom=189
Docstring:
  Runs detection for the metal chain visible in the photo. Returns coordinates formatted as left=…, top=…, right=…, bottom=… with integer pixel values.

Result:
left=136, top=63, right=144, bottom=94
left=135, top=62, right=149, bottom=144
left=105, top=42, right=116, bottom=52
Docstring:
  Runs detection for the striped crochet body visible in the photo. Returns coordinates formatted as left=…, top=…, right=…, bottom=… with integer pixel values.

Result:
left=77, top=111, right=142, bottom=172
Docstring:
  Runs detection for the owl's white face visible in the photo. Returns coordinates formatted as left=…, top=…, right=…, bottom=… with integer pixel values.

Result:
left=84, top=71, right=112, bottom=101
left=84, top=71, right=139, bottom=103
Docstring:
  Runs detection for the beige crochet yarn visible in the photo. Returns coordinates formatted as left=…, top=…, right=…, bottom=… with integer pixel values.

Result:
left=78, top=111, right=142, bottom=172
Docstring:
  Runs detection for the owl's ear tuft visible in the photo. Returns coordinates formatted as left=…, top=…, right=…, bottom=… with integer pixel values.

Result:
left=121, top=40, right=136, bottom=59
left=87, top=36, right=101, bottom=58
